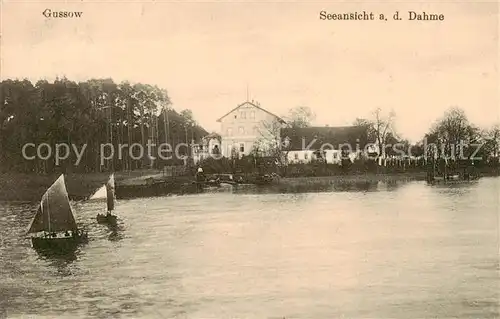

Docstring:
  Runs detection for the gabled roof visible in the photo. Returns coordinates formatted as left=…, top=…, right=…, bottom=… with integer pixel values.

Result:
left=216, top=101, right=286, bottom=123
left=203, top=132, right=221, bottom=140
left=281, top=126, right=369, bottom=151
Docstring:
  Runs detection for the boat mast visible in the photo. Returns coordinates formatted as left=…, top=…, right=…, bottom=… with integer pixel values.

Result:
left=47, top=192, right=51, bottom=233
left=444, top=158, right=447, bottom=181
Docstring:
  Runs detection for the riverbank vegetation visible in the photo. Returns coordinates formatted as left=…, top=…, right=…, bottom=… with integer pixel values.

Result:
left=196, top=105, right=500, bottom=178
left=1, top=77, right=499, bottom=201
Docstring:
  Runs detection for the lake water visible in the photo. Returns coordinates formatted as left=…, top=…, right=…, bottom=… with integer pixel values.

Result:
left=0, top=178, right=498, bottom=319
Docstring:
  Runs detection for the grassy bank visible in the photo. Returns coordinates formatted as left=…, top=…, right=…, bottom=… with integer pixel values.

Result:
left=0, top=169, right=162, bottom=202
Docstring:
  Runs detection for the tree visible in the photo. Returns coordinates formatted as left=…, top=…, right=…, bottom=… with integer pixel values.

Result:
left=427, top=107, right=480, bottom=161
left=284, top=106, right=316, bottom=128
left=385, top=132, right=407, bottom=156
left=373, top=108, right=396, bottom=158
left=482, top=123, right=500, bottom=160
left=352, top=108, right=396, bottom=158
left=250, top=106, right=315, bottom=167
left=180, top=109, right=196, bottom=126
left=251, top=118, right=287, bottom=162
left=353, top=117, right=377, bottom=142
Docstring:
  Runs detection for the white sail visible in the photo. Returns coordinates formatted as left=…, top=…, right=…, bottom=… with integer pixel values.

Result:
left=106, top=173, right=115, bottom=211
left=90, top=185, right=107, bottom=199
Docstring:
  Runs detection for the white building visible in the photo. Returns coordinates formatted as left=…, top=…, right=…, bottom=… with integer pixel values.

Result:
left=216, top=100, right=286, bottom=158
left=281, top=126, right=370, bottom=165
left=192, top=132, right=222, bottom=164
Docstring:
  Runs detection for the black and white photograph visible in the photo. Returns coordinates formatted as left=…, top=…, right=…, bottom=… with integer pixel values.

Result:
left=0, top=1, right=498, bottom=318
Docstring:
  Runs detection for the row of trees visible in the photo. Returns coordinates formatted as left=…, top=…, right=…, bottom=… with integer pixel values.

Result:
left=352, top=106, right=499, bottom=163
left=1, top=76, right=498, bottom=175
left=0, top=78, right=206, bottom=173
left=247, top=104, right=499, bottom=167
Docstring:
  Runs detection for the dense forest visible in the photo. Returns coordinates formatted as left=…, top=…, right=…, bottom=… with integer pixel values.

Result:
left=0, top=78, right=208, bottom=174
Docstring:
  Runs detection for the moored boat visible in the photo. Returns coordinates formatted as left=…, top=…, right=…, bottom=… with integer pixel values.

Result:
left=427, top=172, right=480, bottom=184
left=205, top=175, right=222, bottom=187
left=26, top=174, right=88, bottom=253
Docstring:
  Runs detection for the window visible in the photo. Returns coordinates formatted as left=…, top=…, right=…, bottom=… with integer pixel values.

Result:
left=253, top=126, right=259, bottom=135
left=227, top=128, right=233, bottom=136
left=240, top=112, right=246, bottom=119
left=305, top=153, right=309, bottom=160
left=294, top=153, right=299, bottom=160
left=234, top=114, right=237, bottom=119
left=250, top=111, right=255, bottom=119
left=240, top=143, right=245, bottom=153
left=333, top=152, right=338, bottom=159
left=238, top=127, right=245, bottom=135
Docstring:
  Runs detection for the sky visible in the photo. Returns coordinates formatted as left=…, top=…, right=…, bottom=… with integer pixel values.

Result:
left=1, top=0, right=498, bottom=142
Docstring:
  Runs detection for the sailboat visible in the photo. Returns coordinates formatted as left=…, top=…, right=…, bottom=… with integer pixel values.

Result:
left=96, top=173, right=117, bottom=225
left=27, top=174, right=88, bottom=252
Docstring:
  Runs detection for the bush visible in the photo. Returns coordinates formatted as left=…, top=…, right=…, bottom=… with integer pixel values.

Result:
left=199, top=157, right=232, bottom=174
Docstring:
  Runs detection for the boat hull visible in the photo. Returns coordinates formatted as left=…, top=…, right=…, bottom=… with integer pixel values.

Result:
left=96, top=214, right=118, bottom=225
left=31, top=233, right=88, bottom=253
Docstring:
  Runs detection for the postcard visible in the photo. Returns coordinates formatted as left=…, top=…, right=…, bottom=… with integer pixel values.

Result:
left=0, top=1, right=498, bottom=318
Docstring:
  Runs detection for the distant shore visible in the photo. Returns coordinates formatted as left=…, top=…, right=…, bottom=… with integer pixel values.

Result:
left=0, top=169, right=497, bottom=202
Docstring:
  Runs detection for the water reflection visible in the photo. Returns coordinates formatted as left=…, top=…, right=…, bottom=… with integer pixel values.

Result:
left=35, top=250, right=78, bottom=277
left=427, top=182, right=482, bottom=204
left=107, top=222, right=125, bottom=242
left=231, top=180, right=400, bottom=194
left=98, top=212, right=126, bottom=242
left=331, top=181, right=380, bottom=192
left=107, top=230, right=122, bottom=242
left=385, top=180, right=399, bottom=190
left=34, top=248, right=78, bottom=263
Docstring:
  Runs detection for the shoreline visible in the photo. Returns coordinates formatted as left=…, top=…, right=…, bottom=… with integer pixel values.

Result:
left=0, top=170, right=163, bottom=202
left=279, top=172, right=428, bottom=185
left=0, top=170, right=497, bottom=202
